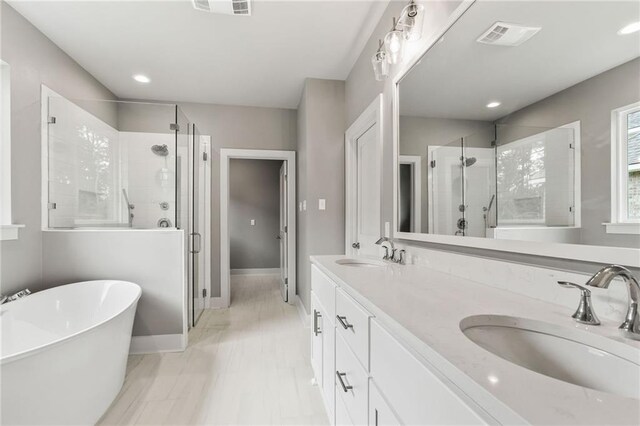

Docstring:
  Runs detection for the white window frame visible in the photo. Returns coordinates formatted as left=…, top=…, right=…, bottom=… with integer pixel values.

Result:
left=0, top=60, right=24, bottom=240
left=606, top=101, right=640, bottom=234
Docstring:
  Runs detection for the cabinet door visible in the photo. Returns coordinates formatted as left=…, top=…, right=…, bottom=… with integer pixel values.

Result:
left=369, top=381, right=401, bottom=426
left=311, top=292, right=324, bottom=385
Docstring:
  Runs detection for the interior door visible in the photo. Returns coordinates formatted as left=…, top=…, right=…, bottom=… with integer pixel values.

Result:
left=355, top=124, right=381, bottom=255
left=191, top=124, right=204, bottom=325
left=279, top=161, right=288, bottom=302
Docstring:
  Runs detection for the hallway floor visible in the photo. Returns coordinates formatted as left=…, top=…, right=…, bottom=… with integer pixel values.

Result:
left=99, top=274, right=328, bottom=425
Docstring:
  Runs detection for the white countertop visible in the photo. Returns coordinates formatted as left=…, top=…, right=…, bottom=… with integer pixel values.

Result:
left=310, top=255, right=640, bottom=426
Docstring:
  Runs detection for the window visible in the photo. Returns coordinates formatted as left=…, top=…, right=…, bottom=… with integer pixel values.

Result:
left=608, top=101, right=640, bottom=234
left=0, top=60, right=24, bottom=240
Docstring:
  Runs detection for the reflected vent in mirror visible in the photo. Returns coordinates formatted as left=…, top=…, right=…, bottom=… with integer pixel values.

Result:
left=477, top=22, right=541, bottom=46
left=191, top=0, right=251, bottom=15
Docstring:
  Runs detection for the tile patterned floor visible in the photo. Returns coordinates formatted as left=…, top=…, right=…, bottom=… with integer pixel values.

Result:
left=99, top=274, right=328, bottom=425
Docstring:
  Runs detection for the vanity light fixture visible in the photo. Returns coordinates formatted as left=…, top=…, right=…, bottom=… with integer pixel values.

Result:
left=486, top=101, right=501, bottom=108
left=371, top=40, right=390, bottom=81
left=370, top=1, right=424, bottom=80
left=618, top=21, right=640, bottom=35
left=133, top=74, right=151, bottom=84
left=384, top=18, right=405, bottom=65
left=398, top=0, right=425, bottom=41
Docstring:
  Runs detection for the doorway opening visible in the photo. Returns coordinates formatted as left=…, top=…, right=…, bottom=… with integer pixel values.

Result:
left=220, top=149, right=296, bottom=307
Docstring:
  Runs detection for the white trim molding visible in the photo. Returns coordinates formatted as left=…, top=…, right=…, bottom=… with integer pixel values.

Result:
left=220, top=149, right=297, bottom=308
left=129, top=333, right=187, bottom=354
left=603, top=222, right=640, bottom=235
left=294, top=295, right=309, bottom=328
left=608, top=101, right=640, bottom=234
left=231, top=268, right=280, bottom=275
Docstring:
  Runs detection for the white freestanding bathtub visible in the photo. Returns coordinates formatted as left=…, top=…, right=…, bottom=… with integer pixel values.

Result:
left=1, top=280, right=142, bottom=425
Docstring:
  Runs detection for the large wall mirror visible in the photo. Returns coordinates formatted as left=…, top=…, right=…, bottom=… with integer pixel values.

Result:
left=395, top=0, right=640, bottom=264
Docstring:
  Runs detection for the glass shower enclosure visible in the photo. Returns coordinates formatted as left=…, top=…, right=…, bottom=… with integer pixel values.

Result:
left=45, top=94, right=206, bottom=326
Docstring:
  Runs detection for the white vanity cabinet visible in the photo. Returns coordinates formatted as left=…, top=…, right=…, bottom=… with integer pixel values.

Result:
left=311, top=264, right=488, bottom=426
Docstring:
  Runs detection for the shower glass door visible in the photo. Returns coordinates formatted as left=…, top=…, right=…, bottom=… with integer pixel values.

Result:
left=190, top=123, right=204, bottom=326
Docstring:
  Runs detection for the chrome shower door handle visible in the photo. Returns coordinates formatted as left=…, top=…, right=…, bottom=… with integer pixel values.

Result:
left=336, top=371, right=353, bottom=392
left=191, top=232, right=202, bottom=254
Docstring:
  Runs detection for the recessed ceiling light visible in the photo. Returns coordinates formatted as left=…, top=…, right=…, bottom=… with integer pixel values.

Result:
left=618, top=21, right=640, bottom=35
left=486, top=101, right=501, bottom=108
left=133, top=74, right=151, bottom=84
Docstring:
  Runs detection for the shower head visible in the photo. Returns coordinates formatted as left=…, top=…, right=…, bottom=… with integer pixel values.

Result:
left=151, top=144, right=169, bottom=156
left=464, top=157, right=477, bottom=167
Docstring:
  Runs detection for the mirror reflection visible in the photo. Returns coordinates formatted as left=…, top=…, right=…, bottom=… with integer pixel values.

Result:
left=397, top=0, right=640, bottom=248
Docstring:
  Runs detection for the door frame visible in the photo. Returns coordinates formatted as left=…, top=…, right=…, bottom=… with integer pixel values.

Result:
left=345, top=94, right=383, bottom=256
left=398, top=155, right=422, bottom=233
left=220, top=149, right=296, bottom=307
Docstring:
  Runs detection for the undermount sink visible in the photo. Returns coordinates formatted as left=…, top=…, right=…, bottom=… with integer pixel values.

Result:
left=335, top=258, right=386, bottom=268
left=460, top=315, right=640, bottom=400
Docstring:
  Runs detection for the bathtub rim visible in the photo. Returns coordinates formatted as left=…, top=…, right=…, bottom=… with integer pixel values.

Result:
left=1, top=280, right=141, bottom=365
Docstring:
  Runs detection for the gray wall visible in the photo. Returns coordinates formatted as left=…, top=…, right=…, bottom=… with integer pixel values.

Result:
left=0, top=2, right=117, bottom=295
left=177, top=102, right=296, bottom=297
left=496, top=58, right=640, bottom=248
left=229, top=159, right=283, bottom=270
left=297, top=78, right=346, bottom=312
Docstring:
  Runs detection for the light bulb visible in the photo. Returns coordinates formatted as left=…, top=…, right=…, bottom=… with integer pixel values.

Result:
left=399, top=2, right=424, bottom=41
left=384, top=30, right=405, bottom=64
left=371, top=51, right=389, bottom=81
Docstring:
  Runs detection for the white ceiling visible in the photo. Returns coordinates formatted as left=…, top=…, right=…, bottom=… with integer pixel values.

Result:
left=8, top=0, right=389, bottom=109
left=399, top=1, right=640, bottom=121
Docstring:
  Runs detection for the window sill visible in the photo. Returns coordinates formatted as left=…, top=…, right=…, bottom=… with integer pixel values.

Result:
left=603, top=222, right=640, bottom=235
left=0, top=224, right=25, bottom=241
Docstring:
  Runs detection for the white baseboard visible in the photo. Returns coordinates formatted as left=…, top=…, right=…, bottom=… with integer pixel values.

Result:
left=294, top=295, right=309, bottom=328
left=209, top=296, right=228, bottom=309
left=129, top=333, right=186, bottom=354
left=231, top=268, right=280, bottom=275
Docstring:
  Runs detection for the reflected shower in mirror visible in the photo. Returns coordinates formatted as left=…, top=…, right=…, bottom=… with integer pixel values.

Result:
left=396, top=0, right=640, bottom=248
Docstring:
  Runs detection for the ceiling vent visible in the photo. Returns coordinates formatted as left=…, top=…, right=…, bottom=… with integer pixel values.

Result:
left=191, top=0, right=251, bottom=16
left=476, top=22, right=541, bottom=46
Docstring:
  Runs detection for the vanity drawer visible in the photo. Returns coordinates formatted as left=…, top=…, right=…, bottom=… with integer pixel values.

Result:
left=336, top=289, right=372, bottom=370
left=370, top=320, right=487, bottom=425
left=312, top=265, right=336, bottom=321
left=336, top=333, right=369, bottom=426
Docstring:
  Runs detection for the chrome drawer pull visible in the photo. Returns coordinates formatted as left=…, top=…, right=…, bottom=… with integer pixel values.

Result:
left=313, top=310, right=322, bottom=336
left=336, top=315, right=353, bottom=330
left=336, top=371, right=353, bottom=392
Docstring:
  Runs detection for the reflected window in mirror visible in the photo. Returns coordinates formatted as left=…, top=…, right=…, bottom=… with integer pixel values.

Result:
left=609, top=101, right=640, bottom=234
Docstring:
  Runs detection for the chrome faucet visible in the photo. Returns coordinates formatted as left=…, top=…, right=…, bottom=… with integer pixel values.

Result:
left=1, top=289, right=32, bottom=304
left=585, top=265, right=640, bottom=335
left=557, top=281, right=600, bottom=325
left=375, top=237, right=395, bottom=261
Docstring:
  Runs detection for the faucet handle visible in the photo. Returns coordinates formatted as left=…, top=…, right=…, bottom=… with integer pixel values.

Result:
left=558, top=281, right=591, bottom=295
left=557, top=281, right=600, bottom=325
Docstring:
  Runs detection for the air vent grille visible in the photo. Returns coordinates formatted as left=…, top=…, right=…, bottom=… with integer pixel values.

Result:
left=232, top=0, right=250, bottom=15
left=192, top=0, right=251, bottom=16
left=477, top=22, right=541, bottom=46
